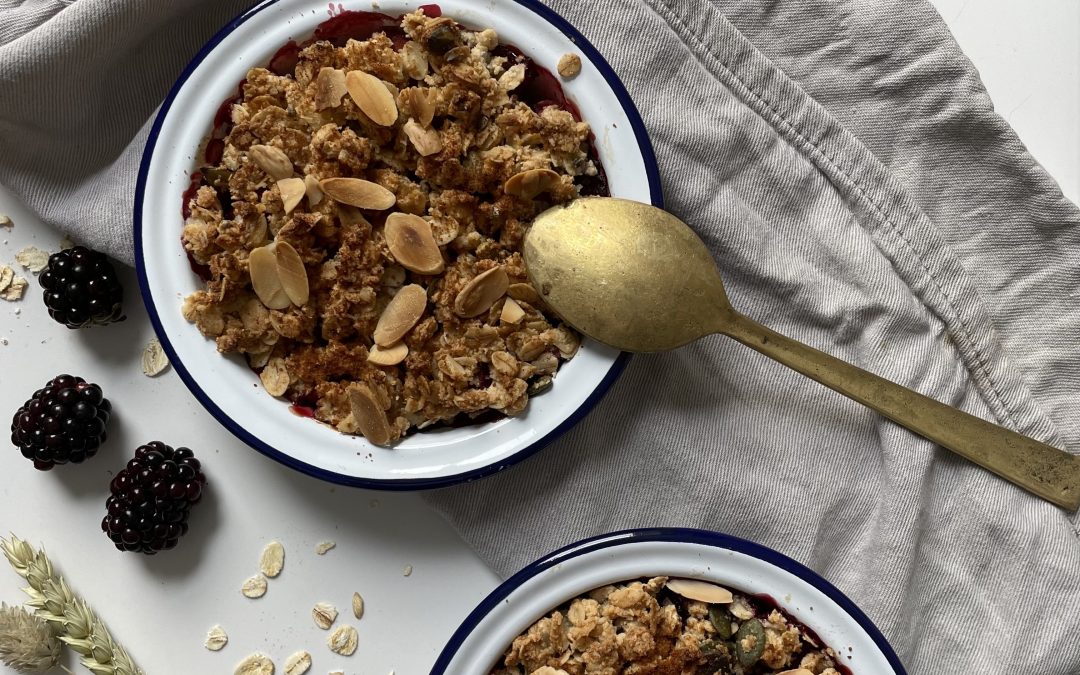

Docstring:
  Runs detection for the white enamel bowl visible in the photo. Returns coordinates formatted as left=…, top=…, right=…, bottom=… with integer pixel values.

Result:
left=433, top=528, right=908, bottom=674
left=135, top=0, right=661, bottom=488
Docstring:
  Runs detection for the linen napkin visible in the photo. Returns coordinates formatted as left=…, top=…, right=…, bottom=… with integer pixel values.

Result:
left=2, top=0, right=1079, bottom=673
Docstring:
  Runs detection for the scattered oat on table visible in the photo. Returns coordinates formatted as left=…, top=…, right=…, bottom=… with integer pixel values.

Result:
left=241, top=574, right=268, bottom=598
left=0, top=266, right=13, bottom=292
left=260, top=540, right=285, bottom=577
left=312, top=601, right=338, bottom=630
left=141, top=338, right=170, bottom=376
left=15, top=246, right=49, bottom=273
left=558, top=52, right=582, bottom=78
left=402, top=564, right=413, bottom=577
left=351, top=592, right=364, bottom=620
left=59, top=234, right=76, bottom=249
left=329, top=671, right=344, bottom=675
left=204, top=625, right=229, bottom=651
left=315, top=541, right=336, bottom=555
left=234, top=652, right=275, bottom=675
left=284, top=650, right=312, bottom=675
left=327, top=624, right=358, bottom=656
left=0, top=214, right=11, bottom=229
left=0, top=269, right=27, bottom=301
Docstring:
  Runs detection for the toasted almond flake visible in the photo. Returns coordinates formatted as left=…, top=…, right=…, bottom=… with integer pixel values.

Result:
left=319, top=177, right=396, bottom=210
left=314, top=67, right=348, bottom=110
left=349, top=383, right=392, bottom=446
left=401, top=41, right=429, bottom=80
left=259, top=540, right=285, bottom=578
left=249, top=244, right=291, bottom=310
left=402, top=88, right=436, bottom=127
left=234, top=653, right=275, bottom=675
left=0, top=214, right=11, bottom=229
left=0, top=274, right=27, bottom=302
left=142, top=338, right=170, bottom=376
left=274, top=241, right=309, bottom=306
left=384, top=213, right=444, bottom=275
left=204, top=625, right=229, bottom=651
left=367, top=342, right=409, bottom=366
left=260, top=357, right=290, bottom=397
left=284, top=651, right=312, bottom=675
left=346, top=70, right=399, bottom=126
left=776, top=670, right=814, bottom=675
left=373, top=284, right=427, bottom=346
left=507, top=283, right=540, bottom=306
left=15, top=246, right=49, bottom=273
left=504, top=169, right=561, bottom=200
left=351, top=592, right=364, bottom=620
left=241, top=574, right=268, bottom=598
left=558, top=53, right=582, bottom=78
left=250, top=144, right=294, bottom=180
left=313, top=602, right=338, bottom=630
left=665, top=578, right=733, bottom=604
left=403, top=118, right=443, bottom=156
left=402, top=564, right=413, bottom=577
left=315, top=541, right=336, bottom=555
left=327, top=625, right=358, bottom=656
left=454, top=267, right=509, bottom=318
left=278, top=178, right=306, bottom=214
left=304, top=175, right=324, bottom=206
left=500, top=297, right=525, bottom=324
left=0, top=265, right=15, bottom=293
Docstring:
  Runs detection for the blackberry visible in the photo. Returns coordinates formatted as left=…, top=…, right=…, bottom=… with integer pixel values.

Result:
left=39, top=246, right=125, bottom=328
left=102, top=442, right=206, bottom=554
left=10, top=375, right=111, bottom=470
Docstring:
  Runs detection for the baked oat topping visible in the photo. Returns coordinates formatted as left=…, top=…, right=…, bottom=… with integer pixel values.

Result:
left=181, top=10, right=604, bottom=446
left=557, top=53, right=582, bottom=79
left=491, top=577, right=846, bottom=675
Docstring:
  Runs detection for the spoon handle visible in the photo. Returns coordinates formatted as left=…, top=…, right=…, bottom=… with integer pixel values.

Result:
left=720, top=310, right=1080, bottom=510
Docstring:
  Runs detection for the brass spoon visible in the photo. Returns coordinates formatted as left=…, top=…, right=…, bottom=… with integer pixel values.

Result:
left=524, top=197, right=1080, bottom=511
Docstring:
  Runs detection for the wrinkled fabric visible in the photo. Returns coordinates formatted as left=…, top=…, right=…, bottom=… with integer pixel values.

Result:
left=2, top=1, right=1078, bottom=672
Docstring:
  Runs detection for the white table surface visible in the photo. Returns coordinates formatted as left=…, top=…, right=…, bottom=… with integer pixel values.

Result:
left=1, top=2, right=1077, bottom=674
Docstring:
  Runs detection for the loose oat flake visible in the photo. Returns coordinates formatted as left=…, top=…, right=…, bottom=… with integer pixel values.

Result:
left=235, top=652, right=275, bottom=675
left=351, top=592, right=364, bottom=620
left=315, top=541, right=336, bottom=555
left=241, top=574, right=268, bottom=598
left=402, top=565, right=413, bottom=577
left=0, top=265, right=13, bottom=293
left=204, top=625, right=229, bottom=651
left=0, top=214, right=12, bottom=229
left=260, top=540, right=285, bottom=578
left=327, top=624, right=358, bottom=656
left=0, top=273, right=27, bottom=302
left=284, top=650, right=312, bottom=675
left=15, top=246, right=49, bottom=273
left=141, top=338, right=170, bottom=377
left=312, top=601, right=338, bottom=630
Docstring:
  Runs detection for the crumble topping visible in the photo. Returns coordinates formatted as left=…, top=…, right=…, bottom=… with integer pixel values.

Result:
left=181, top=11, right=600, bottom=445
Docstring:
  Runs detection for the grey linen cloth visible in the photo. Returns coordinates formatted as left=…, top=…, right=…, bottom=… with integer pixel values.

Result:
left=2, top=0, right=1079, bottom=672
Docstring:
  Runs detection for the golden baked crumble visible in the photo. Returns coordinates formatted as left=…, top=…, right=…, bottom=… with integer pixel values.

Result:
left=181, top=10, right=601, bottom=445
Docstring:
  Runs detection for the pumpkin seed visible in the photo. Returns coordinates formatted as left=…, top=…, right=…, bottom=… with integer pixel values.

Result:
left=734, top=618, right=765, bottom=667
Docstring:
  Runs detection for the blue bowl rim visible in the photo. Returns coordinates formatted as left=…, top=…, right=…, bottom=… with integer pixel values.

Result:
left=430, top=527, right=909, bottom=674
left=133, top=0, right=663, bottom=491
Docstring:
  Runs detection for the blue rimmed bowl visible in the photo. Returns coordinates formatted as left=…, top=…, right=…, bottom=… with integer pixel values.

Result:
left=135, top=0, right=661, bottom=489
left=433, top=528, right=907, bottom=674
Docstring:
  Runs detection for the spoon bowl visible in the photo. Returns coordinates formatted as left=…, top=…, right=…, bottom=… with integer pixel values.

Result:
left=525, top=197, right=1080, bottom=511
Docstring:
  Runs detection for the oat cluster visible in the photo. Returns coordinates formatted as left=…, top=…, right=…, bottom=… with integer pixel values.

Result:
left=182, top=10, right=596, bottom=445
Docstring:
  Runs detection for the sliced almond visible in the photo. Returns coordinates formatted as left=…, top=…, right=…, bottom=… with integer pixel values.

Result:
left=274, top=241, right=309, bottom=306
left=665, top=579, right=733, bottom=604
left=500, top=297, right=525, bottom=324
left=403, top=118, right=443, bottom=157
left=507, top=283, right=541, bottom=306
left=314, top=67, right=348, bottom=110
left=454, top=267, right=509, bottom=318
left=277, top=177, right=306, bottom=214
left=304, top=175, right=324, bottom=206
left=504, top=169, right=561, bottom=199
left=373, top=284, right=427, bottom=347
left=348, top=383, right=392, bottom=446
left=402, top=88, right=436, bottom=128
left=249, top=245, right=290, bottom=310
left=367, top=342, right=409, bottom=366
left=249, top=144, right=294, bottom=180
left=776, top=670, right=814, bottom=675
left=346, top=70, right=399, bottom=126
left=385, top=213, right=444, bottom=275
left=320, top=177, right=397, bottom=210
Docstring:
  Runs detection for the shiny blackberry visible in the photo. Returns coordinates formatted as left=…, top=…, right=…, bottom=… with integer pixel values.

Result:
left=101, top=442, right=206, bottom=554
left=38, top=246, right=125, bottom=328
left=10, top=375, right=110, bottom=470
